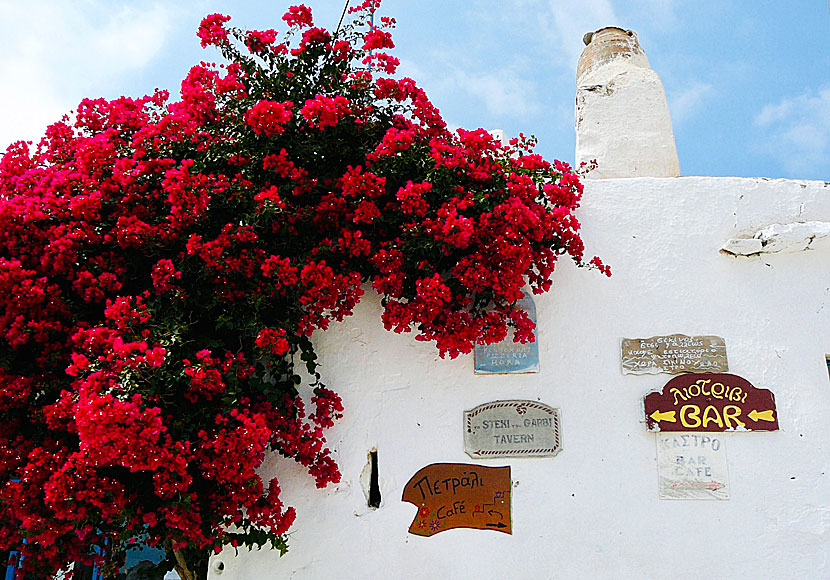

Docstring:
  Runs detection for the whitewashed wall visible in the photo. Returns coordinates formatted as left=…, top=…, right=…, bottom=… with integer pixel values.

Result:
left=209, top=175, right=830, bottom=580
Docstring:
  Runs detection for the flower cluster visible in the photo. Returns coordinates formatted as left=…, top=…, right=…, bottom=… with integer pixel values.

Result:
left=197, top=13, right=232, bottom=48
left=246, top=100, right=294, bottom=137
left=255, top=328, right=290, bottom=356
left=300, top=95, right=352, bottom=130
left=0, top=2, right=605, bottom=578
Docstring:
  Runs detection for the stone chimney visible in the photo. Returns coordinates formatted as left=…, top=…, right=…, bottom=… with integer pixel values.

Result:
left=575, top=28, right=680, bottom=178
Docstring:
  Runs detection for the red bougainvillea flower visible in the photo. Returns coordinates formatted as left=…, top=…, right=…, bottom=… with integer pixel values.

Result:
left=246, top=100, right=294, bottom=137
left=256, top=328, right=291, bottom=356
left=282, top=5, right=313, bottom=28
left=197, top=13, right=232, bottom=47
left=0, top=1, right=606, bottom=577
left=300, top=94, right=352, bottom=129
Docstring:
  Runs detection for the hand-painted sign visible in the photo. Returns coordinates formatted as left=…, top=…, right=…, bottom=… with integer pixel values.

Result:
left=656, top=433, right=730, bottom=500
left=644, top=373, right=778, bottom=432
left=621, top=334, right=728, bottom=375
left=464, top=400, right=561, bottom=459
left=475, top=292, right=539, bottom=374
left=402, top=463, right=511, bottom=536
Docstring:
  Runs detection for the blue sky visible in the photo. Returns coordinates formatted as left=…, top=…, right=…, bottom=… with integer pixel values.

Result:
left=1, top=0, right=828, bottom=180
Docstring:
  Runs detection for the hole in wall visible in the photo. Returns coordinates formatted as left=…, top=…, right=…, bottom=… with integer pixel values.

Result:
left=368, top=449, right=381, bottom=509
left=359, top=447, right=382, bottom=509
left=211, top=560, right=225, bottom=575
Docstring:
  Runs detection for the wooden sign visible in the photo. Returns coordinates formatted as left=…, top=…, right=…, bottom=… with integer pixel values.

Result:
left=644, top=373, right=778, bottom=432
left=621, top=334, right=728, bottom=375
left=656, top=433, right=730, bottom=500
left=464, top=400, right=562, bottom=459
left=475, top=292, right=539, bottom=374
left=402, top=463, right=511, bottom=536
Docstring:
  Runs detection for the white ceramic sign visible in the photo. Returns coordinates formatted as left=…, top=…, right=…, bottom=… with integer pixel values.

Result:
left=464, top=400, right=561, bottom=459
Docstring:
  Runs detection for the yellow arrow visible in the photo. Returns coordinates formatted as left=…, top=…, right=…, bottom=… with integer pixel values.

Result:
left=650, top=410, right=677, bottom=423
left=748, top=409, right=775, bottom=422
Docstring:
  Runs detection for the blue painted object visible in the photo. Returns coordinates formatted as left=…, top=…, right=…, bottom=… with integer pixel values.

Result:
left=474, top=291, right=540, bottom=374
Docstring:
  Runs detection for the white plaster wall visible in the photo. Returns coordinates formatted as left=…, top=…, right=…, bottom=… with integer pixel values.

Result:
left=211, top=176, right=830, bottom=580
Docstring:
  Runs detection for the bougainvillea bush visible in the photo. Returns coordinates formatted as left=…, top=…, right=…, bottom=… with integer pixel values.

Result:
left=0, top=1, right=608, bottom=578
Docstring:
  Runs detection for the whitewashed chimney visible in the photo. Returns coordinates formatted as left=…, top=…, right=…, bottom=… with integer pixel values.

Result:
left=575, top=27, right=680, bottom=178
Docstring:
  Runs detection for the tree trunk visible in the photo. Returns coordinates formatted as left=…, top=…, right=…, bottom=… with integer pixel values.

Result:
left=172, top=548, right=197, bottom=580
left=163, top=541, right=208, bottom=580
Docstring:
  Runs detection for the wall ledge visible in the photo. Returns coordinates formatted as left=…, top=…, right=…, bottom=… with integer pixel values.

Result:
left=722, top=221, right=830, bottom=255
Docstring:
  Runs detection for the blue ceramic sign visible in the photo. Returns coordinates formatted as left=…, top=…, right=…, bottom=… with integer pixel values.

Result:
left=474, top=292, right=539, bottom=374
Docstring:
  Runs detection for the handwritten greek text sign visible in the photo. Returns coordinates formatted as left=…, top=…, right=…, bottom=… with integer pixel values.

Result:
left=402, top=463, right=511, bottom=536
left=621, top=334, right=728, bottom=375
left=475, top=292, right=539, bottom=374
left=644, top=373, right=778, bottom=432
left=656, top=433, right=730, bottom=500
left=464, top=400, right=561, bottom=458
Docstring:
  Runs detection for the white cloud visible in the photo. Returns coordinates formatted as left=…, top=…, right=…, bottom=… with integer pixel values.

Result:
left=544, top=0, right=620, bottom=69
left=475, top=0, right=620, bottom=74
left=755, top=99, right=795, bottom=127
left=0, top=1, right=175, bottom=150
left=90, top=6, right=172, bottom=74
left=639, top=0, right=678, bottom=28
left=395, top=58, right=425, bottom=82
left=454, top=69, right=542, bottom=119
left=753, top=87, right=830, bottom=176
left=397, top=57, right=542, bottom=121
left=668, top=82, right=713, bottom=124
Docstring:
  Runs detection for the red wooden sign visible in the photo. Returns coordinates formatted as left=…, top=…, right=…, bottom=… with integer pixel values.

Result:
left=644, top=373, right=778, bottom=432
left=402, top=463, right=511, bottom=536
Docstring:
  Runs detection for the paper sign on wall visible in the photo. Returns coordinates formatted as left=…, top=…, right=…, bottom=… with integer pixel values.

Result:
left=402, top=463, right=511, bottom=536
left=656, top=433, right=730, bottom=500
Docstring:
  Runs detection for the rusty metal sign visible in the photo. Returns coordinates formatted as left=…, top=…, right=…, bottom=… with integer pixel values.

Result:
left=644, top=373, right=778, bottom=432
left=474, top=292, right=539, bottom=374
left=402, top=463, right=511, bottom=536
left=621, top=334, right=728, bottom=375
left=656, top=433, right=730, bottom=500
left=464, top=400, right=561, bottom=459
